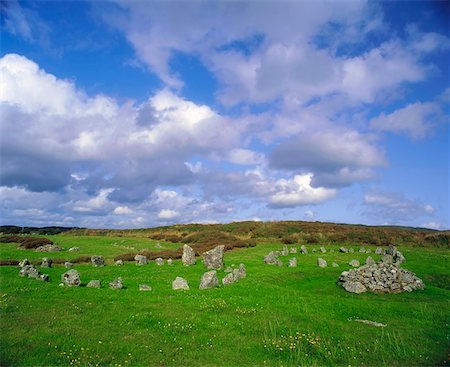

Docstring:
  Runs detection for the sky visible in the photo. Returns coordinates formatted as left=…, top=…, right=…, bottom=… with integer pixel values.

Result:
left=0, top=0, right=449, bottom=230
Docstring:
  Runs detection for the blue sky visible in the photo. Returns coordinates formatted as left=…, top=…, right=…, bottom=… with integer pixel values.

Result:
left=0, top=0, right=448, bottom=229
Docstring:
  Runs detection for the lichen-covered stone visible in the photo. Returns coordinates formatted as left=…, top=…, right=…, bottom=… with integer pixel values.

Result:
left=339, top=247, right=348, bottom=253
left=61, top=269, right=81, bottom=287
left=68, top=247, right=80, bottom=252
left=155, top=257, right=164, bottom=266
left=167, top=258, right=173, bottom=266
left=232, top=263, right=246, bottom=280
left=64, top=262, right=73, bottom=268
left=320, top=247, right=326, bottom=253
left=289, top=247, right=297, bottom=254
left=134, top=255, right=147, bottom=266
left=18, top=259, right=30, bottom=267
left=317, top=258, right=327, bottom=268
left=202, top=245, right=224, bottom=270
left=35, top=244, right=62, bottom=252
left=139, top=284, right=152, bottom=291
left=288, top=257, right=297, bottom=267
left=349, top=259, right=360, bottom=267
left=300, top=245, right=308, bottom=254
left=199, top=270, right=219, bottom=289
left=41, top=257, right=52, bottom=268
left=182, top=244, right=196, bottom=266
left=115, top=260, right=123, bottom=266
left=172, top=276, right=189, bottom=290
left=222, top=273, right=234, bottom=285
left=365, top=256, right=376, bottom=266
left=91, top=255, right=105, bottom=267
left=87, top=280, right=101, bottom=288
left=109, top=277, right=123, bottom=289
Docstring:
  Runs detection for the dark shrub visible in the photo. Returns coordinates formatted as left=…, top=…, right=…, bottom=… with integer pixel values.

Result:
left=0, top=260, right=20, bottom=266
left=72, top=256, right=91, bottom=263
left=0, top=235, right=25, bottom=243
left=19, top=237, right=53, bottom=249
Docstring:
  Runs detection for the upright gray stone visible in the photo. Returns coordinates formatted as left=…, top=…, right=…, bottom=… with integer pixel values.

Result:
left=91, top=255, right=105, bottom=267
left=288, top=257, right=298, bottom=267
left=202, top=245, right=224, bottom=270
left=300, top=245, right=308, bottom=254
left=109, top=277, right=123, bottom=289
left=182, top=244, right=196, bottom=266
left=375, top=247, right=383, bottom=254
left=87, top=280, right=101, bottom=288
left=349, top=248, right=355, bottom=253
left=199, top=270, right=219, bottom=289
left=312, top=248, right=317, bottom=253
left=264, top=251, right=279, bottom=265
left=359, top=247, right=366, bottom=253
left=167, top=258, right=173, bottom=266
left=232, top=263, right=246, bottom=280
left=134, top=254, right=147, bottom=266
left=349, top=259, right=360, bottom=267
left=61, top=269, right=81, bottom=287
left=339, top=247, right=348, bottom=253
left=289, top=247, right=297, bottom=254
left=115, top=260, right=123, bottom=266
left=281, top=245, right=289, bottom=256
left=155, top=257, right=164, bottom=266
left=41, top=257, right=52, bottom=268
left=172, top=276, right=189, bottom=290
left=224, top=266, right=233, bottom=273
left=317, top=258, right=327, bottom=268
left=320, top=247, right=327, bottom=253
left=19, top=265, right=40, bottom=279
left=222, top=273, right=235, bottom=285
left=366, top=249, right=372, bottom=254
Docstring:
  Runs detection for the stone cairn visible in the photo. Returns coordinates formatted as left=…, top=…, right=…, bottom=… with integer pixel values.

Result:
left=338, top=245, right=424, bottom=294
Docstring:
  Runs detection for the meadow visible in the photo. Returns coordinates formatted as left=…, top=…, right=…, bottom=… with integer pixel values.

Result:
left=0, top=224, right=449, bottom=366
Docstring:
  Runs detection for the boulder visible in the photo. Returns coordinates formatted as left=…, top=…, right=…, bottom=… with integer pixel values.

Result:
left=182, top=244, right=196, bottom=266
left=172, top=276, right=189, bottom=290
left=87, top=280, right=101, bottom=288
left=64, top=262, right=73, bottom=269
left=202, top=245, right=224, bottom=270
left=288, top=257, right=298, bottom=267
left=349, top=259, right=360, bottom=267
left=232, top=263, right=246, bottom=280
left=91, top=255, right=105, bottom=267
left=339, top=247, right=348, bottom=253
left=167, top=258, right=173, bottom=266
left=139, top=284, right=152, bottom=291
left=18, top=259, right=30, bottom=267
left=115, top=260, right=123, bottom=266
left=68, top=247, right=80, bottom=252
left=320, top=247, right=327, bottom=253
left=300, top=245, right=308, bottom=254
left=109, top=277, right=123, bottom=289
left=289, top=247, right=298, bottom=254
left=317, top=258, right=327, bottom=268
left=155, top=257, right=164, bottom=266
left=134, top=255, right=147, bottom=266
left=41, top=257, right=52, bottom=268
left=222, top=273, right=235, bottom=285
left=35, top=244, right=62, bottom=252
left=61, top=269, right=81, bottom=287
left=199, top=270, right=219, bottom=289
left=332, top=262, right=339, bottom=267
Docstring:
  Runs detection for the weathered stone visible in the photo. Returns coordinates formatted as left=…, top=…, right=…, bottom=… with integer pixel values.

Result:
left=349, top=259, right=360, bottom=267
left=366, top=249, right=372, bottom=254
left=172, top=276, right=189, bottom=290
left=289, top=247, right=297, bottom=254
left=68, top=247, right=80, bottom=252
left=182, top=244, right=196, bottom=266
left=199, top=270, right=219, bottom=289
left=317, top=258, right=327, bottom=268
left=359, top=247, right=366, bottom=253
left=300, top=245, right=308, bottom=254
left=64, top=262, right=73, bottom=268
left=61, top=269, right=81, bottom=287
left=343, top=281, right=367, bottom=294
left=332, top=262, right=339, bottom=267
left=18, top=259, right=30, bottom=267
left=91, top=255, right=105, bottom=267
left=87, top=280, right=101, bottom=288
left=264, top=251, right=279, bottom=265
left=134, top=254, right=147, bottom=266
left=202, top=245, right=224, bottom=270
left=281, top=245, right=289, bottom=256
left=39, top=274, right=49, bottom=282
left=167, top=258, right=173, bottom=266
left=155, top=257, right=164, bottom=266
left=35, top=244, right=62, bottom=252
left=115, top=260, right=123, bottom=266
left=139, top=284, right=152, bottom=291
left=109, top=277, right=123, bottom=289
left=375, top=247, right=383, bottom=254
left=288, top=257, right=297, bottom=267
left=365, top=256, right=376, bottom=266
left=19, top=265, right=39, bottom=279
left=232, top=263, right=246, bottom=280
left=41, top=257, right=52, bottom=268
left=339, top=247, right=348, bottom=253
left=320, top=247, right=326, bottom=253
left=222, top=273, right=235, bottom=285
left=224, top=266, right=233, bottom=273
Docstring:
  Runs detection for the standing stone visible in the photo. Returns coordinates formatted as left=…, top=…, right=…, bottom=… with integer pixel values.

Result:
left=134, top=254, right=147, bottom=266
left=182, top=244, right=196, bottom=266
left=167, top=258, right=173, bottom=266
left=365, top=256, right=376, bottom=266
left=65, top=262, right=73, bottom=269
left=320, top=247, right=327, bottom=253
left=41, top=257, right=52, bottom=268
left=68, top=247, right=80, bottom=252
left=300, top=245, right=308, bottom=254
left=202, top=245, right=224, bottom=270
left=172, top=276, right=189, bottom=290
left=281, top=245, right=289, bottom=256
left=222, top=273, right=235, bottom=285
left=359, top=247, right=366, bottom=253
left=18, top=259, right=30, bottom=267
left=61, top=269, right=81, bottom=287
left=264, top=252, right=279, bottom=265
left=232, top=263, right=246, bottom=280
left=366, top=249, right=372, bottom=254
left=91, top=255, right=105, bottom=267
left=155, top=257, right=164, bottom=266
left=349, top=248, right=355, bottom=253
left=199, top=270, right=219, bottom=289
left=115, top=260, right=123, bottom=266
left=289, top=247, right=297, bottom=254
left=332, top=262, right=339, bottom=267
left=375, top=247, right=383, bottom=254
left=339, top=247, right=348, bottom=253
left=288, top=257, right=298, bottom=267
left=139, top=284, right=152, bottom=291
left=109, top=277, right=123, bottom=289
left=317, top=258, right=327, bottom=268
left=87, top=280, right=101, bottom=288
left=349, top=259, right=360, bottom=267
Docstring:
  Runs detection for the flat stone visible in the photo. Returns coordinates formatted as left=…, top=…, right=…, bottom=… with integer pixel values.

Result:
left=35, top=244, right=62, bottom=252
left=68, top=247, right=80, bottom=252
left=343, top=281, right=367, bottom=294
left=199, top=270, right=219, bottom=289
left=172, top=276, right=189, bottom=290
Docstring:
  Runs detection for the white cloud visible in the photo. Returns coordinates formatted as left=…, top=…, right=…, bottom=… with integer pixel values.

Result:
left=113, top=206, right=133, bottom=215
left=73, top=189, right=115, bottom=213
left=157, top=209, right=180, bottom=220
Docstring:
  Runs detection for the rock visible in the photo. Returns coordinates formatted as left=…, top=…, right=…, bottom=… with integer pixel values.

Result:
left=349, top=259, right=360, bottom=267
left=199, top=270, right=219, bottom=289
left=109, top=277, right=123, bottom=289
left=365, top=256, right=376, bottom=266
left=18, top=259, right=30, bottom=267
left=332, top=262, right=339, bottom=267
left=91, top=255, right=105, bottom=267
left=172, top=276, right=189, bottom=290
left=224, top=266, right=233, bottom=273
left=312, top=248, right=317, bottom=253
left=167, top=258, right=173, bottom=266
left=202, top=245, right=224, bottom=270
left=349, top=248, right=354, bottom=253
left=232, top=263, right=246, bottom=280
left=264, top=251, right=279, bottom=265
left=359, top=247, right=366, bottom=253
left=366, top=249, right=372, bottom=254
left=39, top=274, right=49, bottom=282
left=87, top=280, right=101, bottom=288
left=352, top=319, right=386, bottom=328
left=320, top=247, right=326, bottom=253
left=222, top=273, right=235, bottom=285
left=289, top=247, right=297, bottom=254
left=182, top=244, right=196, bottom=266
left=61, top=269, right=81, bottom=287
left=19, top=265, right=40, bottom=279
left=339, top=247, right=348, bottom=253
left=343, top=281, right=367, bottom=294
left=280, top=245, right=289, bottom=256
left=68, top=247, right=80, bottom=252
left=64, top=262, right=73, bottom=268
left=41, top=257, right=52, bottom=268
left=139, top=284, right=152, bottom=291
left=300, top=245, right=308, bottom=254
left=288, top=257, right=297, bottom=267
left=155, top=257, right=164, bottom=266
left=375, top=247, right=383, bottom=254
left=35, top=244, right=62, bottom=252
left=134, top=255, right=147, bottom=266
left=317, top=258, right=327, bottom=268
left=115, top=260, right=123, bottom=266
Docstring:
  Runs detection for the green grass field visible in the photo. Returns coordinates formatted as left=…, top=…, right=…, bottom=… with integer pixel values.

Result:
left=0, top=235, right=449, bottom=366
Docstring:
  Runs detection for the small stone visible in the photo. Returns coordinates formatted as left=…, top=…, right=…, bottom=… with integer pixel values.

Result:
left=339, top=247, right=348, bottom=253
left=289, top=247, right=297, bottom=254
left=135, top=255, right=148, bottom=266
left=280, top=245, right=289, bottom=256
left=155, top=257, right=164, bottom=266
left=39, top=274, right=49, bottom=282
left=232, top=263, right=246, bottom=280
left=359, top=247, right=366, bottom=253
left=264, top=252, right=279, bottom=265
left=64, top=262, right=73, bottom=269
left=41, top=257, right=52, bottom=268
left=375, top=247, right=383, bottom=254
left=312, top=248, right=317, bottom=253
left=91, top=255, right=105, bottom=267
left=332, top=262, right=339, bottom=267
left=317, top=258, right=327, bottom=268
left=365, top=256, right=376, bottom=266
left=224, top=266, right=233, bottom=273
left=320, top=247, right=326, bottom=253
left=115, top=260, right=123, bottom=266
left=199, top=270, right=219, bottom=289
left=172, top=276, right=189, bottom=290
left=87, top=280, right=101, bottom=288
left=61, top=269, right=81, bottom=287
left=222, top=273, right=234, bottom=285
left=18, top=259, right=30, bottom=267
left=288, top=257, right=297, bottom=267
left=349, top=259, right=360, bottom=267
left=300, top=245, right=308, bottom=254
left=182, top=244, right=196, bottom=266
left=68, top=247, right=80, bottom=252
left=109, top=277, right=123, bottom=289
left=366, top=249, right=372, bottom=254
left=139, top=284, right=152, bottom=291
left=167, top=258, right=173, bottom=266
left=19, top=265, right=40, bottom=279
left=202, top=246, right=224, bottom=270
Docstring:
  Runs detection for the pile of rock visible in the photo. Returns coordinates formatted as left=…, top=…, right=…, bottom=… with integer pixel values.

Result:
left=338, top=245, right=424, bottom=294
left=35, top=244, right=62, bottom=252
left=19, top=263, right=49, bottom=282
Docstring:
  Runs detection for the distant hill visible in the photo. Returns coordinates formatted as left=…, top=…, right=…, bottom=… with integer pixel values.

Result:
left=0, top=225, right=79, bottom=235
